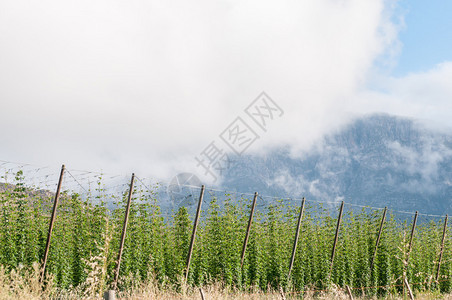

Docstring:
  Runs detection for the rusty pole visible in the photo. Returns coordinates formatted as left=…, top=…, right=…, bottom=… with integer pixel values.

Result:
left=406, top=211, right=418, bottom=266
left=240, top=192, right=258, bottom=268
left=370, top=207, right=387, bottom=271
left=113, top=173, right=135, bottom=289
left=329, top=201, right=345, bottom=278
left=185, top=185, right=205, bottom=281
left=40, top=164, right=65, bottom=283
left=404, top=278, right=415, bottom=300
left=288, top=197, right=306, bottom=278
left=436, top=214, right=448, bottom=281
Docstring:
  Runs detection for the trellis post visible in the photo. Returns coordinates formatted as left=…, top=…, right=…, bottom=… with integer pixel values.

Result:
left=406, top=211, right=418, bottom=266
left=436, top=214, right=448, bottom=281
left=370, top=207, right=387, bottom=271
left=241, top=192, right=258, bottom=267
left=113, top=173, right=135, bottom=289
left=40, top=164, right=65, bottom=283
left=288, top=197, right=305, bottom=278
left=329, top=201, right=345, bottom=278
left=185, top=185, right=205, bottom=281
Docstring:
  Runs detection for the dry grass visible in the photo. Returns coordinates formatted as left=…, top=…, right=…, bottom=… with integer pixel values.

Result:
left=0, top=264, right=451, bottom=300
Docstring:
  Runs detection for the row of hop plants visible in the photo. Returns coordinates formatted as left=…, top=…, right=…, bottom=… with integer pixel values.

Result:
left=1, top=171, right=452, bottom=297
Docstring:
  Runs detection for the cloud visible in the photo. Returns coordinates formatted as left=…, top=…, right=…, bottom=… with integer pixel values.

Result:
left=270, top=167, right=345, bottom=203
left=0, top=0, right=413, bottom=181
left=349, top=62, right=452, bottom=129
left=387, top=134, right=452, bottom=193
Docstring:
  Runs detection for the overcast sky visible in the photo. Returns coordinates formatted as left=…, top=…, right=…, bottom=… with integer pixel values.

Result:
left=0, top=0, right=451, bottom=183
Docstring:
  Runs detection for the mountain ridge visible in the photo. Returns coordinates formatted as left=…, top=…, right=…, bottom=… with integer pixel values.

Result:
left=219, top=114, right=452, bottom=214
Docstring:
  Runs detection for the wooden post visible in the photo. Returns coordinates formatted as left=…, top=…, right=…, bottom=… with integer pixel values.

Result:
left=103, top=290, right=116, bottom=300
left=288, top=197, right=305, bottom=278
left=436, top=214, right=448, bottom=281
left=404, top=277, right=414, bottom=300
left=279, top=286, right=286, bottom=300
left=185, top=185, right=205, bottom=281
left=345, top=285, right=354, bottom=300
left=240, top=192, right=258, bottom=267
left=330, top=201, right=345, bottom=276
left=113, top=173, right=135, bottom=289
left=40, top=164, right=65, bottom=283
left=199, top=287, right=206, bottom=300
left=370, top=207, right=387, bottom=271
left=406, top=211, right=418, bottom=266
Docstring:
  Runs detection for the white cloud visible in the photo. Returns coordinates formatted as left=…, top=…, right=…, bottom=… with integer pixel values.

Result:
left=387, top=135, right=452, bottom=193
left=349, top=62, right=452, bottom=129
left=0, top=0, right=434, bottom=181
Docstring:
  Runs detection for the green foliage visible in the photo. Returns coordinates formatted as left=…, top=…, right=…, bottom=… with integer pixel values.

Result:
left=1, top=173, right=452, bottom=297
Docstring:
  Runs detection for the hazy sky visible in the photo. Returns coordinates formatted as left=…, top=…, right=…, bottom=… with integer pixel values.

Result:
left=0, top=0, right=451, bottom=182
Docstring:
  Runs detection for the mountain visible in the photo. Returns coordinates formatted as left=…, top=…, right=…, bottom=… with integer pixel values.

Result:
left=219, top=114, right=452, bottom=215
left=0, top=182, right=55, bottom=201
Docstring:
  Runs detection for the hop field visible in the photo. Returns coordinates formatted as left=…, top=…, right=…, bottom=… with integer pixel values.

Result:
left=1, top=170, right=452, bottom=299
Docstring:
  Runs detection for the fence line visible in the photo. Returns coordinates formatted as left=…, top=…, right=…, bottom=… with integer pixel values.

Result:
left=3, top=161, right=452, bottom=296
left=0, top=159, right=449, bottom=218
